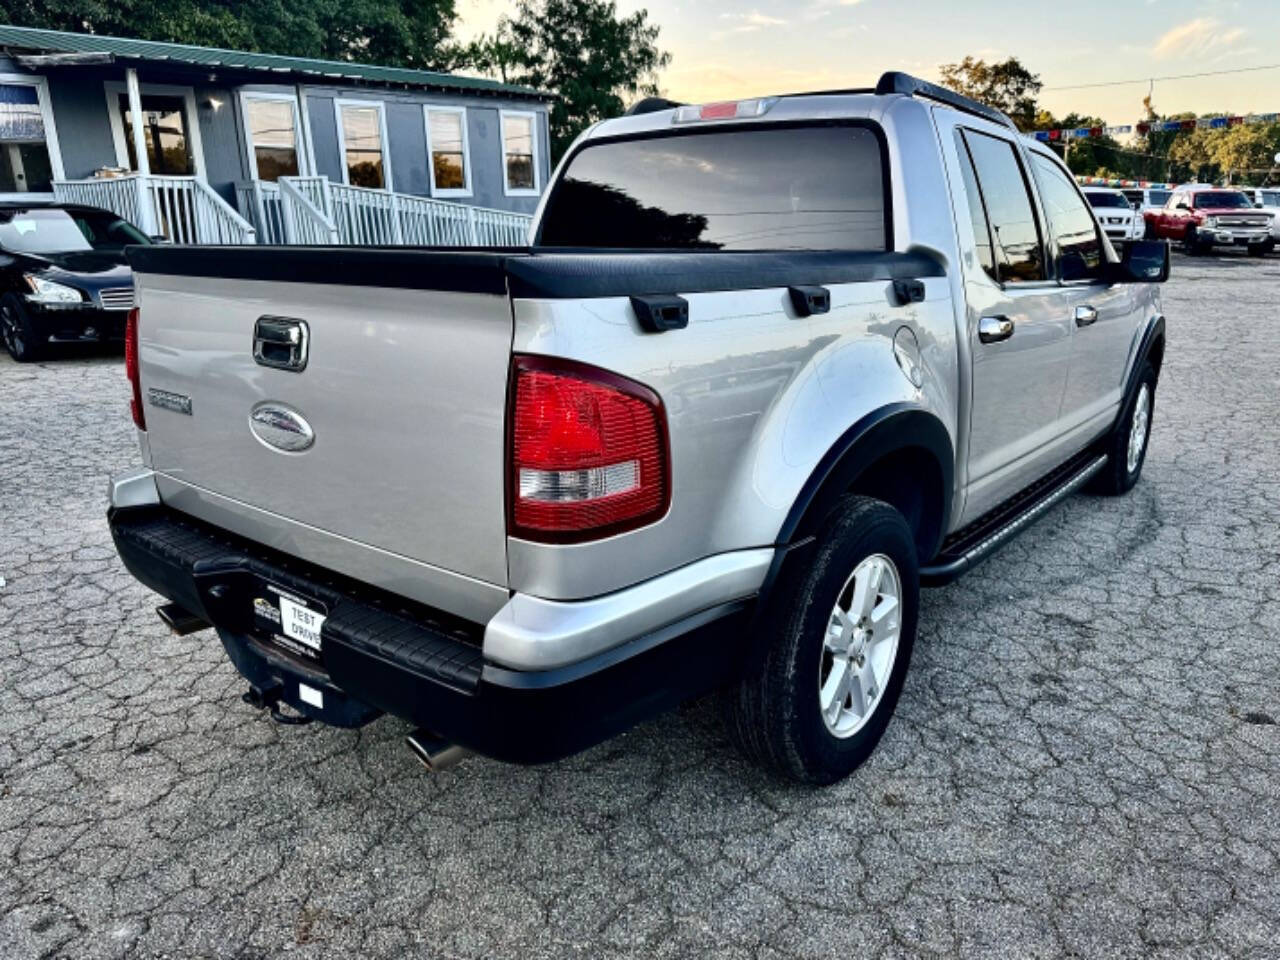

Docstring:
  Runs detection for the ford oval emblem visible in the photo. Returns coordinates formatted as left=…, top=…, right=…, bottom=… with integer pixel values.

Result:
left=249, top=401, right=315, bottom=453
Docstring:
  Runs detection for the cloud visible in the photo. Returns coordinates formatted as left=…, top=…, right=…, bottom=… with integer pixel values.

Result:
left=718, top=11, right=788, bottom=32
left=1152, top=18, right=1245, bottom=60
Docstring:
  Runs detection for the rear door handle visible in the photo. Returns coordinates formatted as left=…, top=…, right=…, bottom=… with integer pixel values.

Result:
left=1074, top=305, right=1098, bottom=327
left=254, top=316, right=309, bottom=371
left=978, top=315, right=1014, bottom=344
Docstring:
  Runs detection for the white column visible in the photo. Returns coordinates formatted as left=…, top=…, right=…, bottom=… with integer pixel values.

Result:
left=124, top=67, right=157, bottom=234
left=295, top=83, right=316, bottom=177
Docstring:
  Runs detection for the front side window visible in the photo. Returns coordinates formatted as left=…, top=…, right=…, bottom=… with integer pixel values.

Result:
left=426, top=107, right=469, bottom=194
left=539, top=125, right=887, bottom=251
left=1260, top=191, right=1280, bottom=206
left=244, top=96, right=300, bottom=181
left=118, top=94, right=195, bottom=175
left=1032, top=154, right=1104, bottom=282
left=337, top=102, right=386, bottom=188
left=0, top=82, right=55, bottom=193
left=502, top=111, right=538, bottom=194
left=960, top=130, right=1045, bottom=283
left=71, top=208, right=150, bottom=250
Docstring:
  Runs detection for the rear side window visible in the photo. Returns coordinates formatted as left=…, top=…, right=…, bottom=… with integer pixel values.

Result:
left=959, top=130, right=1045, bottom=283
left=537, top=125, right=887, bottom=251
left=953, top=131, right=996, bottom=282
left=1031, top=154, right=1104, bottom=282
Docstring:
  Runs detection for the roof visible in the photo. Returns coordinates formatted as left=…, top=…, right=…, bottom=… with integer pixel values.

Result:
left=0, top=24, right=550, bottom=100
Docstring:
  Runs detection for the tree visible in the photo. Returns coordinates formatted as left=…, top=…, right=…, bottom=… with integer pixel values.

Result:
left=939, top=55, right=1042, bottom=131
left=0, top=0, right=464, bottom=70
left=469, top=0, right=670, bottom=160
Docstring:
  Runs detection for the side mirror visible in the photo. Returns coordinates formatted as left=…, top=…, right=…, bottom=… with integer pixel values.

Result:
left=1175, top=202, right=1190, bottom=211
left=1108, top=239, right=1170, bottom=284
left=149, top=234, right=170, bottom=244
left=1256, top=202, right=1264, bottom=209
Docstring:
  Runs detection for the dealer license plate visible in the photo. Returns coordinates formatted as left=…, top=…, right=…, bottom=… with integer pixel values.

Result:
left=252, top=585, right=327, bottom=660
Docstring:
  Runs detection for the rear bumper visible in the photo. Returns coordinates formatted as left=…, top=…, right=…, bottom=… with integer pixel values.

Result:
left=108, top=498, right=757, bottom=764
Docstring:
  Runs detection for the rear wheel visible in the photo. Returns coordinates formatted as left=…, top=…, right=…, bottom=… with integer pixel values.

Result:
left=1, top=293, right=41, bottom=362
left=1092, top=362, right=1156, bottom=496
left=727, top=495, right=919, bottom=784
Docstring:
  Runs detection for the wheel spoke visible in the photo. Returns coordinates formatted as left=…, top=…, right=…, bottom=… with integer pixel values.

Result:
left=850, top=559, right=882, bottom=623
left=869, top=592, right=898, bottom=626
left=820, top=658, right=852, bottom=724
left=825, top=607, right=854, bottom=653
left=848, top=658, right=877, bottom=717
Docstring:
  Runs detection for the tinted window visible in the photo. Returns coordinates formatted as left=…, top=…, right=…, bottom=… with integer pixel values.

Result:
left=1032, top=154, right=1104, bottom=281
left=1261, top=191, right=1280, bottom=206
left=538, top=126, right=886, bottom=250
left=953, top=131, right=995, bottom=281
left=1148, top=190, right=1170, bottom=206
left=1086, top=191, right=1128, bottom=208
left=960, top=130, right=1045, bottom=283
left=71, top=208, right=150, bottom=249
left=1193, top=191, right=1252, bottom=209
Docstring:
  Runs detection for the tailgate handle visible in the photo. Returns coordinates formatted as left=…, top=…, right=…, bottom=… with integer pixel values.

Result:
left=253, top=316, right=310, bottom=372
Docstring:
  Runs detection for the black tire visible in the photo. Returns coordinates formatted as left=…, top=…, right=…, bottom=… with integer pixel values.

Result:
left=0, top=293, right=42, bottom=362
left=1248, top=240, right=1274, bottom=257
left=1143, top=220, right=1156, bottom=240
left=1182, top=227, right=1204, bottom=256
left=1092, top=362, right=1157, bottom=496
left=727, top=496, right=919, bottom=785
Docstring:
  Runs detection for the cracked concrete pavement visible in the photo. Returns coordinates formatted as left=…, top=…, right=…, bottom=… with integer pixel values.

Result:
left=1, top=252, right=1278, bottom=958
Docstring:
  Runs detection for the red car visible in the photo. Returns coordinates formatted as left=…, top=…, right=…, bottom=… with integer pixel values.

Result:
left=1145, top=186, right=1274, bottom=256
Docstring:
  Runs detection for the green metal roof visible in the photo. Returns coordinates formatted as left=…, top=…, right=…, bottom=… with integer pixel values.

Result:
left=0, top=23, right=550, bottom=100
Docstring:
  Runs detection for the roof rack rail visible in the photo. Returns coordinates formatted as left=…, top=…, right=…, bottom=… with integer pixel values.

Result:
left=875, top=71, right=1015, bottom=130
left=626, top=97, right=684, bottom=116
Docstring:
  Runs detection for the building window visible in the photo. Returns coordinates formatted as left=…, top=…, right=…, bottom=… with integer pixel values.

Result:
left=501, top=110, right=539, bottom=195
left=0, top=78, right=61, bottom=194
left=104, top=82, right=205, bottom=178
left=425, top=106, right=470, bottom=196
left=243, top=93, right=303, bottom=181
left=335, top=100, right=389, bottom=189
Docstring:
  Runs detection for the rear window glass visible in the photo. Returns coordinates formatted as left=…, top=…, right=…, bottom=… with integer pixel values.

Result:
left=537, top=126, right=887, bottom=251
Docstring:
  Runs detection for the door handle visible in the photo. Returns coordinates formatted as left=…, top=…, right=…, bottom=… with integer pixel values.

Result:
left=978, top=315, right=1014, bottom=344
left=1074, top=305, right=1098, bottom=327
left=253, top=316, right=310, bottom=371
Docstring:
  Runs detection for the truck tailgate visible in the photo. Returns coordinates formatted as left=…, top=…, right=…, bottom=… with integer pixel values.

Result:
left=128, top=247, right=520, bottom=620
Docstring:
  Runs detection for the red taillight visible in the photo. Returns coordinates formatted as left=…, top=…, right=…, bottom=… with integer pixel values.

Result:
left=125, top=307, right=145, bottom=430
left=509, top=356, right=669, bottom=543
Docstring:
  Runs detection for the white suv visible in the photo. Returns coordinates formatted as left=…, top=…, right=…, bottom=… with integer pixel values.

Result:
left=1241, top=188, right=1280, bottom=239
left=1084, top=187, right=1144, bottom=242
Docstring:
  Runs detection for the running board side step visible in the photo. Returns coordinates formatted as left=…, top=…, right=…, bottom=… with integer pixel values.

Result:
left=921, top=454, right=1108, bottom=586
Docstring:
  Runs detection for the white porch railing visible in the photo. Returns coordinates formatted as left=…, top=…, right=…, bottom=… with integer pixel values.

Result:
left=54, top=175, right=257, bottom=245
left=236, top=176, right=533, bottom=248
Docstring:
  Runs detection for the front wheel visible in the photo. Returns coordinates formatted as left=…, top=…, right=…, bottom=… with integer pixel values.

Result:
left=1093, top=363, right=1156, bottom=496
left=1248, top=240, right=1274, bottom=257
left=727, top=496, right=919, bottom=784
left=1, top=293, right=42, bottom=362
left=1182, top=227, right=1205, bottom=256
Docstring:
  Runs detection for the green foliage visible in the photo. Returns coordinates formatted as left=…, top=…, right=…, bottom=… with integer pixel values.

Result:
left=939, top=56, right=1042, bottom=131
left=0, top=0, right=463, bottom=70
left=467, top=0, right=670, bottom=160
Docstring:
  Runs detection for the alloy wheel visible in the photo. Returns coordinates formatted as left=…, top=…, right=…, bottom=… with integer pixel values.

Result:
left=1127, top=383, right=1151, bottom=474
left=818, top=553, right=903, bottom=739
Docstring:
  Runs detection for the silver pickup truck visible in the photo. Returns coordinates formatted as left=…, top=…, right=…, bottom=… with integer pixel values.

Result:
left=109, top=73, right=1169, bottom=784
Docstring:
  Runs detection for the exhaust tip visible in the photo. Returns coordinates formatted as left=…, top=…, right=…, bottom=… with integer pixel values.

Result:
left=157, top=602, right=211, bottom=636
left=406, top=729, right=470, bottom=773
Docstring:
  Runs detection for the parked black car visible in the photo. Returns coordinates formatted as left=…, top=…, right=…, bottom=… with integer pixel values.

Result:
left=0, top=203, right=151, bottom=362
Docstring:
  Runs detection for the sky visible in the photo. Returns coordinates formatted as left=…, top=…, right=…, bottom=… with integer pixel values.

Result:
left=455, top=0, right=1280, bottom=128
